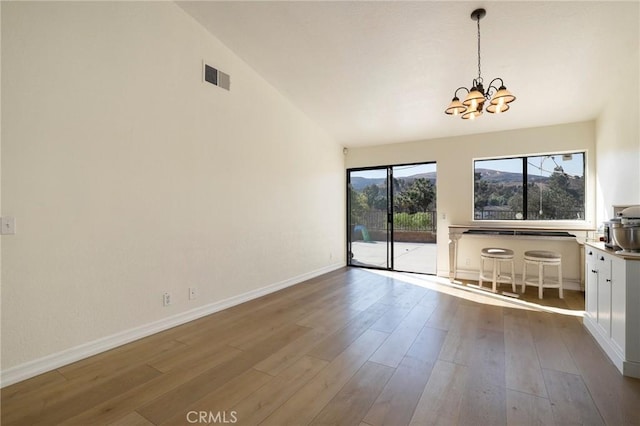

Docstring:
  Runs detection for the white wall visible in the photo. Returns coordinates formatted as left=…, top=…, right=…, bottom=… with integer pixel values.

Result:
left=346, top=121, right=596, bottom=280
left=1, top=2, right=344, bottom=382
left=595, top=3, right=640, bottom=220
left=0, top=0, right=3, bottom=383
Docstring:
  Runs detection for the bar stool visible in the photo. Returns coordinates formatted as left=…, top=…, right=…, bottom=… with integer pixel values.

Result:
left=479, top=247, right=516, bottom=293
left=522, top=250, right=563, bottom=299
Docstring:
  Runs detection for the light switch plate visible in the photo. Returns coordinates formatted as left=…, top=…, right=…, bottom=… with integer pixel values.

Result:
left=1, top=217, right=16, bottom=235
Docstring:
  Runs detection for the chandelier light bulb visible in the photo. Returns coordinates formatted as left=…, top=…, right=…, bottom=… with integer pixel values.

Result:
left=486, top=102, right=509, bottom=114
left=445, top=97, right=467, bottom=115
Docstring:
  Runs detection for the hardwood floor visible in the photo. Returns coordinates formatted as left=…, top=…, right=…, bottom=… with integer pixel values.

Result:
left=2, top=267, right=640, bottom=425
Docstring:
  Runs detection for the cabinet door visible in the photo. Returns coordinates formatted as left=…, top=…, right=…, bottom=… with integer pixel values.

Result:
left=585, top=249, right=598, bottom=320
left=610, top=255, right=626, bottom=353
left=596, top=254, right=611, bottom=335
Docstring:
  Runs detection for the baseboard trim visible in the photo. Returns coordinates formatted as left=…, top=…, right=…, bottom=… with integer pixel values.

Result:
left=583, top=315, right=626, bottom=375
left=623, top=360, right=640, bottom=379
left=0, top=262, right=344, bottom=388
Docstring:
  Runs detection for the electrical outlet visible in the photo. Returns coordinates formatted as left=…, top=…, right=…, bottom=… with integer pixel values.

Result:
left=189, top=287, right=198, bottom=300
left=465, top=258, right=471, bottom=266
left=1, top=217, right=16, bottom=235
left=163, top=292, right=171, bottom=306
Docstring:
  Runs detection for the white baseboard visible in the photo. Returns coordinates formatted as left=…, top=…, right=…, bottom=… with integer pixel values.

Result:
left=623, top=360, right=640, bottom=378
left=583, top=315, right=626, bottom=375
left=0, top=262, right=344, bottom=388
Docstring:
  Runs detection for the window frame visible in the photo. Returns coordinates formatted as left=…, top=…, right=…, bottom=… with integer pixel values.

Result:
left=472, top=150, right=588, bottom=227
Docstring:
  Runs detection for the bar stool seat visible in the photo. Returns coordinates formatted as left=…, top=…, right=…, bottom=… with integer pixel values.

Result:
left=479, top=247, right=516, bottom=293
left=522, top=250, right=563, bottom=299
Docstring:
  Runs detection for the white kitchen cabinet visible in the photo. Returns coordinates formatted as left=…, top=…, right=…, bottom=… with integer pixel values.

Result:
left=585, top=248, right=598, bottom=320
left=610, top=255, right=626, bottom=354
left=596, top=253, right=612, bottom=335
left=584, top=242, right=640, bottom=378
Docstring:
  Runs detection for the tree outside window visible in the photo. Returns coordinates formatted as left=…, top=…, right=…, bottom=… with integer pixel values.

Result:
left=474, top=153, right=585, bottom=221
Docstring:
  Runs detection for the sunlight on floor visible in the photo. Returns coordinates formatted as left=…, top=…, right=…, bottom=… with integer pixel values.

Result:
left=366, top=268, right=585, bottom=318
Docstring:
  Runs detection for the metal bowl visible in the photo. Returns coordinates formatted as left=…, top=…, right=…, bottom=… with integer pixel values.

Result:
left=613, top=225, right=640, bottom=252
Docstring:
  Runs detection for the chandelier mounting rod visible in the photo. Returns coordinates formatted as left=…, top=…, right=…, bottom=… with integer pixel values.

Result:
left=472, top=8, right=485, bottom=82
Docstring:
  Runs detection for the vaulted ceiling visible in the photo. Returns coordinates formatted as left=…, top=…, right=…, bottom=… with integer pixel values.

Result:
left=178, top=1, right=639, bottom=147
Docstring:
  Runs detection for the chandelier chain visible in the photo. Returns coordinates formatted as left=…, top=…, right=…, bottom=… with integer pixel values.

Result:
left=476, top=16, right=482, bottom=82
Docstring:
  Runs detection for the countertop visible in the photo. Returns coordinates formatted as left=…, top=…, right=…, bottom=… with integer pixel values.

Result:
left=585, top=241, right=640, bottom=261
left=449, top=224, right=596, bottom=231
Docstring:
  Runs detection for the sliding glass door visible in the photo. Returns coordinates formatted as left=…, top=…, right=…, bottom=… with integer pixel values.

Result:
left=391, top=163, right=437, bottom=274
left=347, top=167, right=390, bottom=269
left=347, top=162, right=437, bottom=274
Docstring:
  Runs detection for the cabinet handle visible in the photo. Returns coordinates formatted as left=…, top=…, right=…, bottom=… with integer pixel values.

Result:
left=591, top=269, right=598, bottom=274
left=599, top=256, right=605, bottom=261
left=588, top=251, right=593, bottom=255
left=606, top=279, right=612, bottom=283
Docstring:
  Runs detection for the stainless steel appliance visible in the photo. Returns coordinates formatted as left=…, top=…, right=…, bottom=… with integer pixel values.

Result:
left=603, top=205, right=638, bottom=250
left=603, top=218, right=622, bottom=249
left=614, top=206, right=640, bottom=254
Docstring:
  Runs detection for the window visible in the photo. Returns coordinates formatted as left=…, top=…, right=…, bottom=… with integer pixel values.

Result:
left=474, top=152, right=585, bottom=221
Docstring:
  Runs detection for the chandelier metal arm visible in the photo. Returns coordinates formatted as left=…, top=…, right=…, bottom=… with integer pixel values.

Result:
left=453, top=86, right=470, bottom=98
left=486, top=77, right=505, bottom=97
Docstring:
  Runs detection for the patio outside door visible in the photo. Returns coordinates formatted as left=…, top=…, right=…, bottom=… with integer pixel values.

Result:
left=347, top=163, right=437, bottom=274
left=347, top=167, right=391, bottom=269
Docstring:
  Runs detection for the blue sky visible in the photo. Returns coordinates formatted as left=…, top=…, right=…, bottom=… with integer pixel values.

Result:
left=476, top=153, right=584, bottom=178
left=350, top=153, right=583, bottom=180
left=350, top=163, right=437, bottom=180
left=393, top=163, right=436, bottom=178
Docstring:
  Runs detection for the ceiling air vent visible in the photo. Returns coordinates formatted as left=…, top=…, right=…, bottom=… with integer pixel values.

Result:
left=203, top=63, right=230, bottom=91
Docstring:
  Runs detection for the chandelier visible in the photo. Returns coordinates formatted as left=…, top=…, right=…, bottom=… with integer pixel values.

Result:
left=445, top=8, right=515, bottom=120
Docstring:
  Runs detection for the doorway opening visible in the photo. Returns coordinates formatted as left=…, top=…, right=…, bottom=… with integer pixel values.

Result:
left=347, top=162, right=437, bottom=274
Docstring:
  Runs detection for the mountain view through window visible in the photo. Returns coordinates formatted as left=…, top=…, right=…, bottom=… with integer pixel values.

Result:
left=474, top=153, right=585, bottom=221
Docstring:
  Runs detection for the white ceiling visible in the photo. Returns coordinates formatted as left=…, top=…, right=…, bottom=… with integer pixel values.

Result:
left=177, top=1, right=639, bottom=147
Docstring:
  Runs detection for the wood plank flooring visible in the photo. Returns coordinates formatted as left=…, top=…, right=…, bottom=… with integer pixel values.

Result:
left=2, top=267, right=640, bottom=425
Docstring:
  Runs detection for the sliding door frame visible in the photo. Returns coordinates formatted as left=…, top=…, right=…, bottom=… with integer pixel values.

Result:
left=347, top=161, right=436, bottom=274
left=346, top=165, right=393, bottom=270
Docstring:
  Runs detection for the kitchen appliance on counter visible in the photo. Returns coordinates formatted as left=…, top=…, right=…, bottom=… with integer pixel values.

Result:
left=603, top=217, right=622, bottom=249
left=613, top=205, right=640, bottom=255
